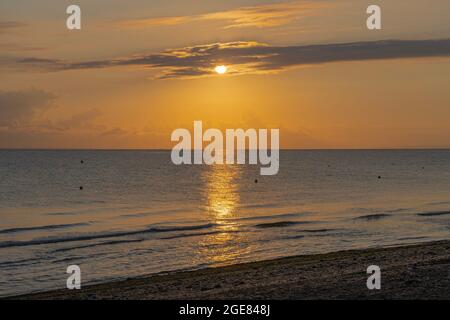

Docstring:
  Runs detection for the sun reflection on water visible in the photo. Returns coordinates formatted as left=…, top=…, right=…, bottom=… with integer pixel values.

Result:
left=197, top=164, right=251, bottom=265
left=203, top=164, right=241, bottom=219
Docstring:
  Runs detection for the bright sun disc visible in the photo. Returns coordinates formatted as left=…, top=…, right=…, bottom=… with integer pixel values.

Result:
left=215, top=65, right=227, bottom=74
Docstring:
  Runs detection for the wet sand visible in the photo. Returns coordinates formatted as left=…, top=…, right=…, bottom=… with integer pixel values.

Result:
left=11, top=240, right=450, bottom=300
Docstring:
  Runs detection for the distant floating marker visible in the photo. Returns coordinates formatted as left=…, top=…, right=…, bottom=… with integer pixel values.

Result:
left=254, top=179, right=258, bottom=184
left=79, top=186, right=83, bottom=190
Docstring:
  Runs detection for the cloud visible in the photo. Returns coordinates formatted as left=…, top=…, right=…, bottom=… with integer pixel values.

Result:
left=0, top=89, right=126, bottom=148
left=47, top=109, right=103, bottom=131
left=13, top=38, right=450, bottom=79
left=0, top=21, right=26, bottom=34
left=0, top=89, right=56, bottom=127
left=119, top=1, right=330, bottom=29
left=0, top=43, right=47, bottom=52
left=101, top=127, right=129, bottom=136
left=0, top=89, right=102, bottom=133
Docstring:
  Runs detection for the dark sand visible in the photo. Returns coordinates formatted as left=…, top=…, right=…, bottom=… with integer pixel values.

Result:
left=11, top=240, right=450, bottom=300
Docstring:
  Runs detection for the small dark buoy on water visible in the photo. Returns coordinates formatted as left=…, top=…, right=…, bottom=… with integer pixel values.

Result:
left=378, top=176, right=382, bottom=179
left=79, top=186, right=83, bottom=190
left=254, top=179, right=258, bottom=184
left=80, top=160, right=84, bottom=164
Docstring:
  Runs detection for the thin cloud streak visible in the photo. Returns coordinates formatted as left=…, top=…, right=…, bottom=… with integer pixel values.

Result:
left=118, top=1, right=331, bottom=29
left=0, top=21, right=27, bottom=33
left=13, top=38, right=450, bottom=79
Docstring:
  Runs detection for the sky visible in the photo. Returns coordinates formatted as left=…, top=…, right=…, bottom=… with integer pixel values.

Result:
left=1, top=0, right=450, bottom=149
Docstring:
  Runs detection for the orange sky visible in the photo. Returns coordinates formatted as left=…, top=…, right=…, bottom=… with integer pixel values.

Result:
left=1, top=0, right=450, bottom=149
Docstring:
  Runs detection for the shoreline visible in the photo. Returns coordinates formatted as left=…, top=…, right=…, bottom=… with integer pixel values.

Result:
left=9, top=240, right=450, bottom=300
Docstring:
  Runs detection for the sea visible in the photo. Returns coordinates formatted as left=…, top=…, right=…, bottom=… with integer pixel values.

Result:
left=1, top=150, right=449, bottom=297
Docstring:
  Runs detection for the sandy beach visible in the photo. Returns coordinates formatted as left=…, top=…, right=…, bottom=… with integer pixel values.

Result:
left=11, top=240, right=450, bottom=300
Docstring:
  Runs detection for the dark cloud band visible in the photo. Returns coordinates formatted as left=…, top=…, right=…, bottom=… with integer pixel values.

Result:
left=15, top=38, right=450, bottom=79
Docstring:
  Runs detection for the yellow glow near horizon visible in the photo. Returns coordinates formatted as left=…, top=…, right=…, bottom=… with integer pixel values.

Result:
left=215, top=65, right=228, bottom=74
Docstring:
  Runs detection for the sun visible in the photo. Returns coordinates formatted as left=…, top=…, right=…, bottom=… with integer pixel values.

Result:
left=215, top=65, right=228, bottom=74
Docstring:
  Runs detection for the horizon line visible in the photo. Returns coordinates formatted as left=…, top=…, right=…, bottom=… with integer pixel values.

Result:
left=1, top=147, right=450, bottom=151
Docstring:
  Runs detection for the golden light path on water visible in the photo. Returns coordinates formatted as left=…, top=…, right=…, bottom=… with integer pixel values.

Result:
left=198, top=164, right=251, bottom=265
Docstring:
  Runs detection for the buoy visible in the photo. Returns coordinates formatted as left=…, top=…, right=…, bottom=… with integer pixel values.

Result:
left=79, top=186, right=83, bottom=190
left=254, top=179, right=258, bottom=184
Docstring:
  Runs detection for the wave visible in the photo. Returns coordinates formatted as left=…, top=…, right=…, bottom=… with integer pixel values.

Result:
left=386, top=208, right=409, bottom=213
left=417, top=211, right=450, bottom=217
left=0, top=222, right=89, bottom=235
left=46, top=209, right=93, bottom=216
left=398, top=236, right=429, bottom=241
left=427, top=201, right=450, bottom=206
left=284, top=235, right=305, bottom=240
left=301, top=229, right=337, bottom=233
left=46, top=212, right=81, bottom=216
left=354, top=213, right=391, bottom=221
left=119, top=208, right=187, bottom=218
left=149, top=223, right=216, bottom=233
left=225, top=212, right=312, bottom=223
left=254, top=221, right=309, bottom=229
left=160, top=230, right=229, bottom=240
left=53, top=239, right=145, bottom=253
left=0, top=257, right=42, bottom=268
left=239, top=203, right=280, bottom=209
left=282, top=229, right=338, bottom=240
left=0, top=223, right=216, bottom=249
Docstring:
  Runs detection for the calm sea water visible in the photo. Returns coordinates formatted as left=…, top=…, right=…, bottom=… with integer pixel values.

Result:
left=1, top=150, right=450, bottom=297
